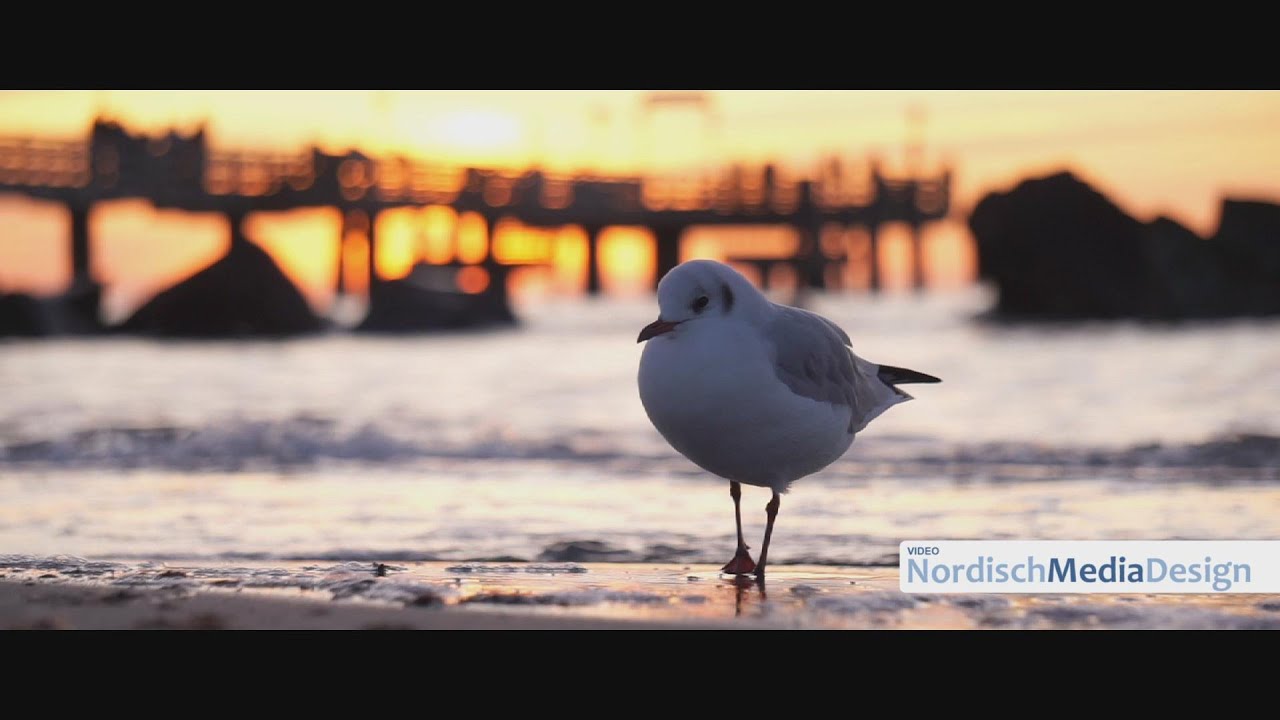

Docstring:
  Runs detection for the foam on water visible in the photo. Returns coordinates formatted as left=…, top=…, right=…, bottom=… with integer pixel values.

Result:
left=2, top=291, right=1279, bottom=566
left=2, top=415, right=1278, bottom=477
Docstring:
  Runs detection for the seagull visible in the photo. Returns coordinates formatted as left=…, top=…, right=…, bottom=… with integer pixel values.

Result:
left=637, top=259, right=939, bottom=580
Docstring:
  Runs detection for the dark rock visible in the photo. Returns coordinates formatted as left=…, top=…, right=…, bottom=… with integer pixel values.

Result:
left=1213, top=200, right=1280, bottom=315
left=0, top=282, right=106, bottom=337
left=1141, top=216, right=1230, bottom=318
left=120, top=239, right=322, bottom=337
left=54, top=281, right=108, bottom=334
left=0, top=292, right=45, bottom=337
left=357, top=263, right=516, bottom=333
left=971, top=171, right=1149, bottom=319
left=970, top=171, right=1280, bottom=320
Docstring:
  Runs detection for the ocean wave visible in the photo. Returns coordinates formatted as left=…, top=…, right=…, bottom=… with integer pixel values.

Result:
left=1, top=417, right=1278, bottom=477
left=0, top=417, right=639, bottom=471
left=910, top=434, right=1280, bottom=472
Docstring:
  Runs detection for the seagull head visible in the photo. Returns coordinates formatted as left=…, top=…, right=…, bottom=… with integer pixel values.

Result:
left=638, top=259, right=767, bottom=343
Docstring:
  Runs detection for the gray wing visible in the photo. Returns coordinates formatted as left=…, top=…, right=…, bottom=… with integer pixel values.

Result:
left=765, top=305, right=906, bottom=433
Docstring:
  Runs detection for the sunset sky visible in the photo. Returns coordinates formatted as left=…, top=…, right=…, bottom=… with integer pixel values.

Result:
left=2, top=90, right=1279, bottom=319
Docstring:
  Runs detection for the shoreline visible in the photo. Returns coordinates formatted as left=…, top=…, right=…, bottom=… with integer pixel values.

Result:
left=0, top=580, right=723, bottom=630
left=3, top=559, right=1279, bottom=630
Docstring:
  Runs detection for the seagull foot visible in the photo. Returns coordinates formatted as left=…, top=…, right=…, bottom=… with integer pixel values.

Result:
left=720, top=547, right=757, bottom=575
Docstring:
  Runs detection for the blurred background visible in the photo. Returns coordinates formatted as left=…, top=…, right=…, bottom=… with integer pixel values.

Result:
left=1, top=90, right=1278, bottom=567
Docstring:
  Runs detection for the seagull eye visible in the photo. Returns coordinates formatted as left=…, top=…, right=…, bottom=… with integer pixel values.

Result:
left=692, top=295, right=709, bottom=312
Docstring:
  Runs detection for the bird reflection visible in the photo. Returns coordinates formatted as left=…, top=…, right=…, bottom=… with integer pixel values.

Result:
left=729, top=573, right=766, bottom=617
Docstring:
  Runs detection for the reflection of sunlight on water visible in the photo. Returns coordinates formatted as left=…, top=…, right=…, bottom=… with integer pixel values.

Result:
left=2, top=462, right=1278, bottom=566
left=6, top=556, right=1276, bottom=628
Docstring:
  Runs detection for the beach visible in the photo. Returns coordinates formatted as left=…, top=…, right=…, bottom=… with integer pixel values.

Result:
left=3, top=558, right=1278, bottom=630
left=5, top=90, right=1280, bottom=632
left=3, top=292, right=1279, bottom=630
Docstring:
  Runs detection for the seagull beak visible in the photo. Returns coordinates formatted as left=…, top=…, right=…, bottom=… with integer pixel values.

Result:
left=637, top=318, right=680, bottom=343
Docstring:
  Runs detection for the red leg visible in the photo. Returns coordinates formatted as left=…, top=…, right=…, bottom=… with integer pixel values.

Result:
left=732, top=481, right=747, bottom=549
left=755, top=491, right=781, bottom=580
left=720, top=481, right=757, bottom=575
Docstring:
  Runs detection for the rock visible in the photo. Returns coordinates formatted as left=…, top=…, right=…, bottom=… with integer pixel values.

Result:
left=970, top=171, right=1280, bottom=320
left=970, top=171, right=1149, bottom=319
left=0, top=292, right=45, bottom=337
left=120, top=239, right=322, bottom=337
left=0, top=282, right=106, bottom=337
left=1141, top=216, right=1230, bottom=319
left=1213, top=200, right=1280, bottom=315
left=357, top=263, right=516, bottom=333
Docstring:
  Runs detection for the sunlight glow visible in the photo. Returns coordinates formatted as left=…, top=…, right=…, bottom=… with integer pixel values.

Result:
left=95, top=201, right=227, bottom=321
left=373, top=209, right=421, bottom=281
left=598, top=227, right=654, bottom=297
left=2, top=91, right=1278, bottom=307
left=455, top=212, right=489, bottom=265
left=246, top=208, right=342, bottom=310
left=433, top=111, right=522, bottom=151
left=456, top=265, right=490, bottom=294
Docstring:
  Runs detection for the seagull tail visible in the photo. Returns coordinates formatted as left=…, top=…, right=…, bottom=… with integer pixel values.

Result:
left=876, top=364, right=942, bottom=386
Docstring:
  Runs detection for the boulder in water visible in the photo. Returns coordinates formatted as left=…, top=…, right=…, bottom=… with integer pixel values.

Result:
left=970, top=171, right=1280, bottom=320
left=121, top=239, right=322, bottom=338
left=357, top=263, right=517, bottom=333
left=0, top=292, right=45, bottom=337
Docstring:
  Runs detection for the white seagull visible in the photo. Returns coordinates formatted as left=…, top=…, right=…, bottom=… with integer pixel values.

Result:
left=637, top=259, right=940, bottom=579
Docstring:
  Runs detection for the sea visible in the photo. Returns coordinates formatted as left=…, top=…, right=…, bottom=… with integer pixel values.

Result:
left=3, top=286, right=1279, bottom=568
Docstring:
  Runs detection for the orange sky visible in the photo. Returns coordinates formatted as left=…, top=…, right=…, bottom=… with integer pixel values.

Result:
left=2, top=90, right=1279, bottom=318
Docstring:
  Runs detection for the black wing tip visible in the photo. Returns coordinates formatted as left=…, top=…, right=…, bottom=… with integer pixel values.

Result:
left=877, top=364, right=942, bottom=385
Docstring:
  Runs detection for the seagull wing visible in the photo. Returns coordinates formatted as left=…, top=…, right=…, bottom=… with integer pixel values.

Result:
left=765, top=305, right=909, bottom=433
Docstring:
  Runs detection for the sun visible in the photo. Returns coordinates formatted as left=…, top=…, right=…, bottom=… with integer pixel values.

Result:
left=433, top=111, right=522, bottom=151
left=390, top=109, right=524, bottom=162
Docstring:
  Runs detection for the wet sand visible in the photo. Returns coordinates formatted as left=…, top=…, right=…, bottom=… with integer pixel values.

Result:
left=0, top=579, right=712, bottom=630
left=3, top=559, right=1279, bottom=629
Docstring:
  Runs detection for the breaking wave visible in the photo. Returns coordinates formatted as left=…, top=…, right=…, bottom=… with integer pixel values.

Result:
left=0, top=416, right=638, bottom=471
left=1, top=416, right=1278, bottom=479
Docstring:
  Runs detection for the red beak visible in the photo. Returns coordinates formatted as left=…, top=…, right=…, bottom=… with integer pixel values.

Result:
left=637, top=318, right=680, bottom=343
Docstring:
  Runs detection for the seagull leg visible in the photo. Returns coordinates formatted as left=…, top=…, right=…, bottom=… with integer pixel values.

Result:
left=754, top=491, right=781, bottom=580
left=720, top=481, right=757, bottom=575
